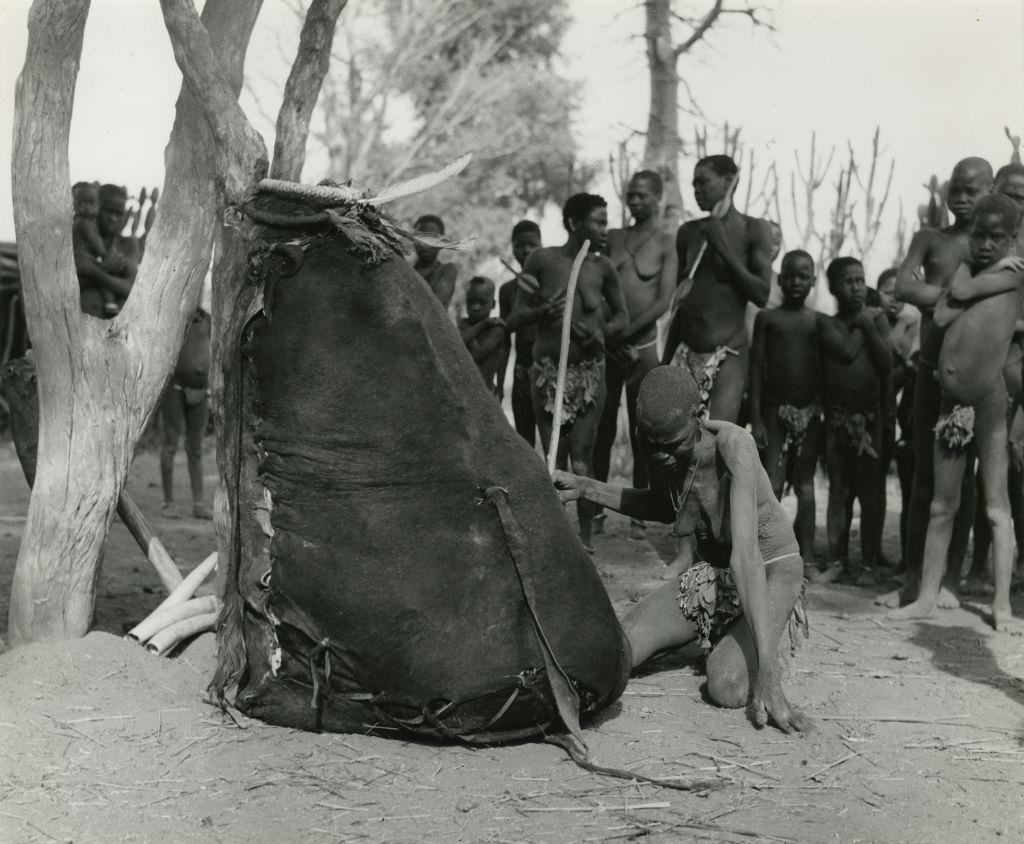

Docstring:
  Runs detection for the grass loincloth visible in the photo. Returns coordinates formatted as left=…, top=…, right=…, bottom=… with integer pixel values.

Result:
left=669, top=342, right=738, bottom=417
left=825, top=406, right=878, bottom=458
left=934, top=404, right=975, bottom=457
left=777, top=401, right=821, bottom=465
left=532, top=357, right=603, bottom=427
left=678, top=561, right=809, bottom=655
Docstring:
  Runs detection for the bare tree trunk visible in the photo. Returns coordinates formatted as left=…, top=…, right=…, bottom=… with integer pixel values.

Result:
left=8, top=0, right=264, bottom=645
left=641, top=0, right=685, bottom=231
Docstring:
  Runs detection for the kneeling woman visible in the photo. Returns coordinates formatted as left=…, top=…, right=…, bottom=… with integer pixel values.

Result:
left=554, top=366, right=812, bottom=734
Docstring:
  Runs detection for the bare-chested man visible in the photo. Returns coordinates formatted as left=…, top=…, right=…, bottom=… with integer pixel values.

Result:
left=593, top=170, right=677, bottom=541
left=512, top=193, right=628, bottom=551
left=663, top=155, right=772, bottom=422
left=412, top=214, right=458, bottom=310
left=75, top=184, right=139, bottom=318
left=890, top=195, right=1024, bottom=634
left=878, top=157, right=993, bottom=609
left=553, top=366, right=811, bottom=734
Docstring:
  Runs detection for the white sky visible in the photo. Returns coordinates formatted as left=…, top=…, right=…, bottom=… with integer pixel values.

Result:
left=0, top=0, right=1022, bottom=275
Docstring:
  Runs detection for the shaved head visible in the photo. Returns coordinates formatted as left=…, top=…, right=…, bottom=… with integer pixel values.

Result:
left=952, top=157, right=994, bottom=185
left=637, top=366, right=701, bottom=434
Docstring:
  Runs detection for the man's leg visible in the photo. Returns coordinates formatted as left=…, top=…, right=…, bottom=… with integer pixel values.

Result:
left=567, top=373, right=608, bottom=551
left=530, top=379, right=553, bottom=458
left=159, top=388, right=185, bottom=515
left=888, top=406, right=969, bottom=619
left=706, top=347, right=749, bottom=424
left=623, top=345, right=660, bottom=538
left=879, top=365, right=939, bottom=606
left=791, top=416, right=822, bottom=574
left=855, top=421, right=883, bottom=582
left=593, top=356, right=626, bottom=485
left=761, top=404, right=787, bottom=500
left=875, top=416, right=896, bottom=566
left=817, top=422, right=851, bottom=583
left=704, top=555, right=805, bottom=708
left=511, top=367, right=537, bottom=447
left=973, top=389, right=1019, bottom=633
left=592, top=356, right=626, bottom=534
left=184, top=394, right=211, bottom=519
left=964, top=469, right=993, bottom=595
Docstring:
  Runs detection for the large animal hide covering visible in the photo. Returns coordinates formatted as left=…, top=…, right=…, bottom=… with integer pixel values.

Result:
left=213, top=225, right=630, bottom=742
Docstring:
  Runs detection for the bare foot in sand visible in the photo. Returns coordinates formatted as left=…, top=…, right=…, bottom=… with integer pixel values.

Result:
left=629, top=520, right=646, bottom=541
left=886, top=600, right=938, bottom=621
left=992, top=606, right=1024, bottom=635
left=959, top=575, right=993, bottom=597
left=811, top=562, right=844, bottom=584
left=875, top=585, right=913, bottom=608
left=936, top=585, right=961, bottom=609
left=661, top=557, right=689, bottom=581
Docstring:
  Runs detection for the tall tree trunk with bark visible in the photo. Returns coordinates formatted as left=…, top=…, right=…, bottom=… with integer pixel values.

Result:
left=642, top=0, right=686, bottom=231
left=8, top=0, right=266, bottom=644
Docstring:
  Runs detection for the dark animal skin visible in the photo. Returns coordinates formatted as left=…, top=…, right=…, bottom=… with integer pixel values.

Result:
left=213, top=220, right=631, bottom=743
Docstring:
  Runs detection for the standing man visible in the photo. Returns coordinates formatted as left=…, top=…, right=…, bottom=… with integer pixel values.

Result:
left=512, top=193, right=628, bottom=552
left=74, top=184, right=140, bottom=318
left=664, top=156, right=773, bottom=422
left=877, top=157, right=993, bottom=609
left=593, top=171, right=678, bottom=540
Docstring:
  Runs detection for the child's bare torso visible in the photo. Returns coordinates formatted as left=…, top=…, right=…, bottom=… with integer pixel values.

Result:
left=918, top=228, right=970, bottom=366
left=761, top=308, right=821, bottom=408
left=822, top=316, right=882, bottom=412
left=941, top=277, right=1023, bottom=404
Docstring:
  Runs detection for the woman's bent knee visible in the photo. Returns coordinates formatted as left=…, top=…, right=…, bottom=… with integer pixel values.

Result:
left=706, top=664, right=748, bottom=709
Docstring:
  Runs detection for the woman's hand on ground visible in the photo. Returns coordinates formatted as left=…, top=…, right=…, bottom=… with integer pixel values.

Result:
left=749, top=676, right=813, bottom=735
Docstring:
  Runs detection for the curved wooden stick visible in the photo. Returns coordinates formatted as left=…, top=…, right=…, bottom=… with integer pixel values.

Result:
left=547, top=240, right=590, bottom=475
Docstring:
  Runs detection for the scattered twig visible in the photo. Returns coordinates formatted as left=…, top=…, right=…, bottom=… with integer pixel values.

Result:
left=804, top=752, right=857, bottom=780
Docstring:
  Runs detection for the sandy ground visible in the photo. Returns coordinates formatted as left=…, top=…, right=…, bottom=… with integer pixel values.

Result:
left=2, top=441, right=1024, bottom=843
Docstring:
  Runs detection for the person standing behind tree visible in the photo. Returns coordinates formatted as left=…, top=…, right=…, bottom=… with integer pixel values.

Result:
left=74, top=184, right=140, bottom=318
left=593, top=170, right=677, bottom=541
left=161, top=307, right=212, bottom=520
left=412, top=214, right=458, bottom=310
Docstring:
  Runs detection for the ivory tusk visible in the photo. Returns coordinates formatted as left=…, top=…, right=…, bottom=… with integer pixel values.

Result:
left=127, top=595, right=219, bottom=645
left=152, top=552, right=218, bottom=614
left=146, top=611, right=219, bottom=656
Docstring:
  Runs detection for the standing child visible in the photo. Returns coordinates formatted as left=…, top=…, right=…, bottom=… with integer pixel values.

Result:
left=72, top=182, right=118, bottom=316
left=749, top=250, right=822, bottom=575
left=498, top=221, right=545, bottom=445
left=816, top=258, right=892, bottom=585
left=413, top=214, right=458, bottom=310
left=891, top=195, right=1024, bottom=633
left=877, top=268, right=919, bottom=568
left=459, top=276, right=505, bottom=393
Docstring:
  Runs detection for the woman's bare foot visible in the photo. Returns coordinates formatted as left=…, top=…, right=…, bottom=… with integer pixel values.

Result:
left=959, top=575, right=993, bottom=597
left=992, top=606, right=1024, bottom=635
left=887, top=599, right=938, bottom=620
left=936, top=585, right=961, bottom=609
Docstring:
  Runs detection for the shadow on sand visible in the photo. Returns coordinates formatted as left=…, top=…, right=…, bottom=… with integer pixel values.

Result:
left=909, top=621, right=1024, bottom=743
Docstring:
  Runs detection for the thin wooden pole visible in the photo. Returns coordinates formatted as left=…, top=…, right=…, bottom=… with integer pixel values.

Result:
left=546, top=240, right=590, bottom=475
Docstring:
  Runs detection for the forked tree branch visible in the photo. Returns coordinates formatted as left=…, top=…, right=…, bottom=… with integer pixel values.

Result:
left=158, top=0, right=268, bottom=198
left=271, top=0, right=349, bottom=181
